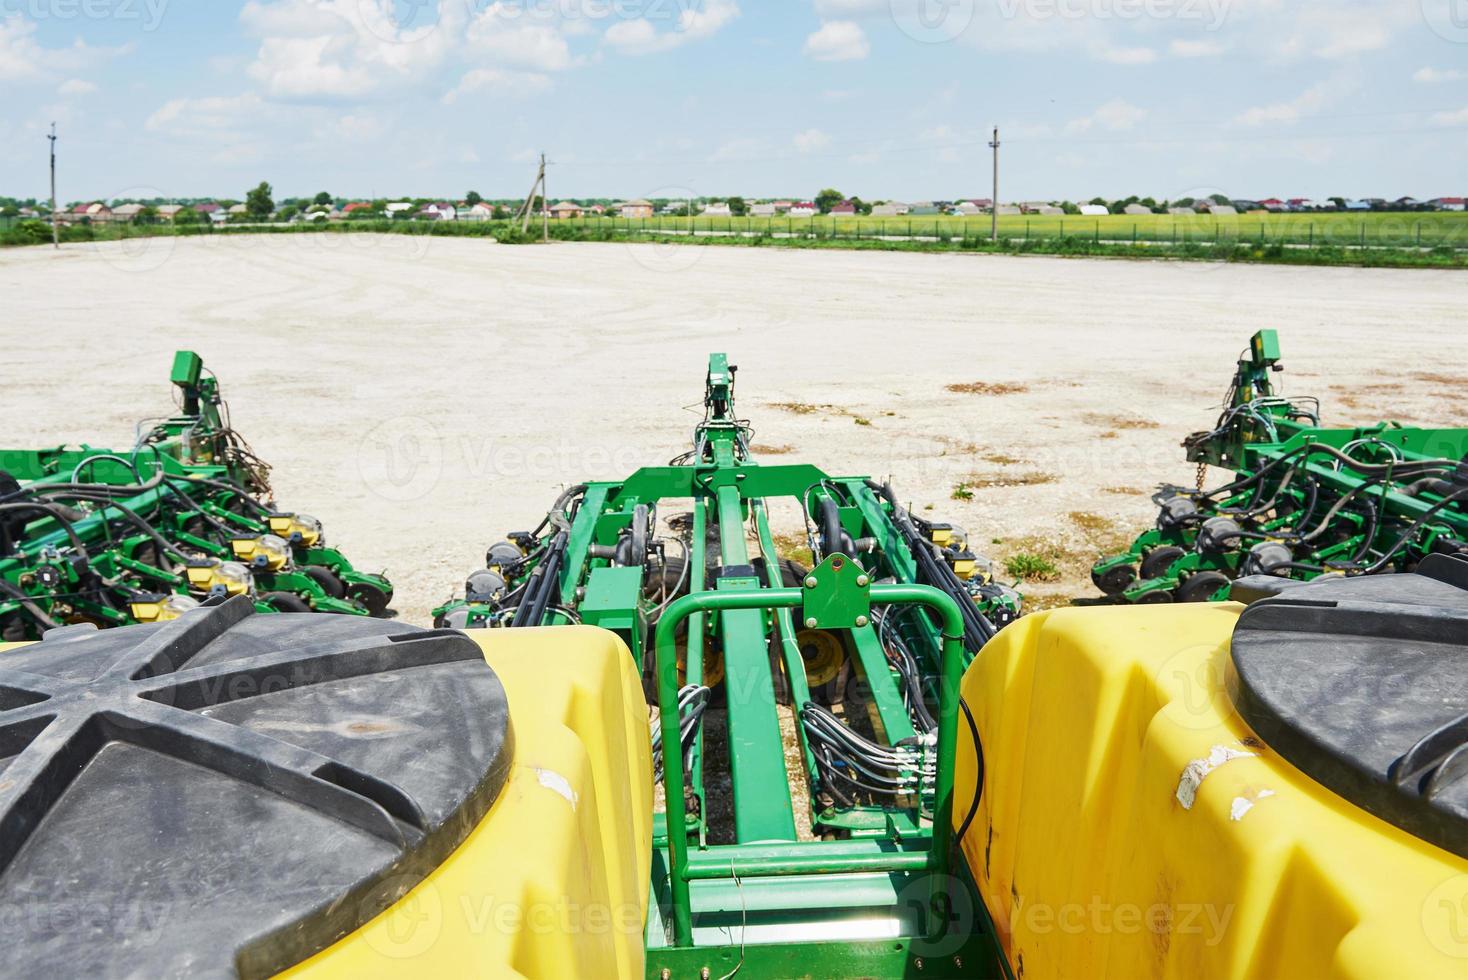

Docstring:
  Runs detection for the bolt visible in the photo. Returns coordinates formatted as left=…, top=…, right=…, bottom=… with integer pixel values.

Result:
left=856, top=574, right=869, bottom=586
left=915, top=958, right=924, bottom=971
left=805, top=576, right=818, bottom=588
left=805, top=617, right=818, bottom=629
left=660, top=971, right=670, bottom=980
left=700, top=969, right=710, bottom=980
left=954, top=957, right=963, bottom=970
left=855, top=615, right=869, bottom=627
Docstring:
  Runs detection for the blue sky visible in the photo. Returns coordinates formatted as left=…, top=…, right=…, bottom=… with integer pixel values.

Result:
left=2, top=0, right=1466, bottom=203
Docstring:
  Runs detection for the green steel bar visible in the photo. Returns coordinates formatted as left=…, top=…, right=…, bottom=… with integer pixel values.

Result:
left=556, top=483, right=611, bottom=610
left=686, top=498, right=708, bottom=842
left=654, top=581, right=965, bottom=948
left=684, top=838, right=929, bottom=879
left=749, top=498, right=817, bottom=784
left=713, top=483, right=797, bottom=845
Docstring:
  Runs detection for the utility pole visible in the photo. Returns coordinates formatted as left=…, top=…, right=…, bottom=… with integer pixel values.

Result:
left=48, top=122, right=59, bottom=249
left=989, top=126, right=1000, bottom=242
left=540, top=152, right=548, bottom=243
left=517, top=153, right=546, bottom=237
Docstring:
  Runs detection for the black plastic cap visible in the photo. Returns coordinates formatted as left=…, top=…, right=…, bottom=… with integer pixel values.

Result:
left=1230, top=554, right=1468, bottom=859
left=0, top=597, right=513, bottom=978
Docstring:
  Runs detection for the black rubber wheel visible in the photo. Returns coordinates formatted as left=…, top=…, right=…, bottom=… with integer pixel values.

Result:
left=1092, top=564, right=1137, bottom=596
left=1135, top=590, right=1174, bottom=604
left=347, top=582, right=392, bottom=617
left=1141, top=546, right=1187, bottom=581
left=304, top=566, right=346, bottom=599
left=1177, top=570, right=1230, bottom=603
left=262, top=592, right=312, bottom=613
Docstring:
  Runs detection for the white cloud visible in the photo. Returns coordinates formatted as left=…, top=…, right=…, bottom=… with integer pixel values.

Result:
left=1234, top=76, right=1356, bottom=126
left=1415, top=67, right=1465, bottom=84
left=58, top=78, right=97, bottom=96
left=1170, top=39, right=1225, bottom=58
left=466, top=4, right=575, bottom=71
left=1067, top=99, right=1146, bottom=133
left=812, top=0, right=886, bottom=14
left=793, top=128, right=831, bottom=153
left=1431, top=106, right=1468, bottom=126
left=146, top=92, right=267, bottom=132
left=1095, top=44, right=1155, bottom=65
left=443, top=68, right=552, bottom=104
left=603, top=0, right=739, bottom=55
left=804, top=20, right=869, bottom=61
left=0, top=13, right=130, bottom=82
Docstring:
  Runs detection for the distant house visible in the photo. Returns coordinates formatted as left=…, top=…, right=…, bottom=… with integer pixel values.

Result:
left=1287, top=198, right=1319, bottom=211
left=587, top=204, right=606, bottom=215
left=829, top=200, right=858, bottom=216
left=907, top=202, right=940, bottom=216
left=112, top=204, right=147, bottom=221
left=1430, top=197, right=1466, bottom=211
left=1343, top=199, right=1371, bottom=212
left=1019, top=201, right=1052, bottom=214
left=1034, top=205, right=1064, bottom=215
left=968, top=198, right=994, bottom=210
left=621, top=199, right=654, bottom=219
left=952, top=201, right=984, bottom=216
left=460, top=202, right=495, bottom=221
left=72, top=202, right=113, bottom=222
left=749, top=202, right=776, bottom=217
left=227, top=204, right=249, bottom=218
left=771, top=200, right=795, bottom=212
left=1258, top=198, right=1286, bottom=212
left=995, top=205, right=1022, bottom=216
left=549, top=201, right=583, bottom=220
left=194, top=202, right=221, bottom=216
left=419, top=202, right=456, bottom=221
left=1123, top=203, right=1153, bottom=216
left=342, top=202, right=375, bottom=217
left=1208, top=205, right=1239, bottom=216
left=871, top=202, right=909, bottom=217
left=699, top=202, right=731, bottom=217
left=788, top=202, right=817, bottom=217
left=1078, top=204, right=1109, bottom=216
left=156, top=204, right=182, bottom=220
left=1167, top=207, right=1196, bottom=216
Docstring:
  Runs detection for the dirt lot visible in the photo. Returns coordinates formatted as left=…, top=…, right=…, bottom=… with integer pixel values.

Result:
left=2, top=233, right=1465, bottom=623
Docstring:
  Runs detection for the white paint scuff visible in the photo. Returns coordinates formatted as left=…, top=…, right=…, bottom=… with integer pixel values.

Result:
left=1176, top=745, right=1257, bottom=810
left=534, top=768, right=579, bottom=810
left=1230, top=789, right=1276, bottom=822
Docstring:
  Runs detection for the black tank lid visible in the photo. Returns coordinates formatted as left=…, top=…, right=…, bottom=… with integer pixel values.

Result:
left=1229, top=554, right=1468, bottom=859
left=0, top=596, right=513, bottom=978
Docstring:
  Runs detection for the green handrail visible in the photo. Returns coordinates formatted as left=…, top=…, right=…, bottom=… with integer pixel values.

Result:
left=653, top=580, right=966, bottom=947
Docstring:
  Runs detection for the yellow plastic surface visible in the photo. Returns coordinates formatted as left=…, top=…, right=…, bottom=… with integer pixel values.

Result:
left=280, top=625, right=653, bottom=980
left=955, top=603, right=1468, bottom=979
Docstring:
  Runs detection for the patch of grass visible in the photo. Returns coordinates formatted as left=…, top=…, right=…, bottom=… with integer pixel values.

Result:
left=961, top=471, right=1059, bottom=489
left=951, top=484, right=975, bottom=501
left=1005, top=553, right=1061, bottom=582
left=946, top=381, right=1029, bottom=396
left=751, top=443, right=794, bottom=455
left=1099, top=431, right=1119, bottom=440
left=1415, top=372, right=1468, bottom=386
left=854, top=417, right=872, bottom=426
left=1102, top=486, right=1146, bottom=496
left=984, top=452, right=1025, bottom=466
left=1068, top=511, right=1113, bottom=533
left=768, top=401, right=827, bottom=415
left=1084, top=412, right=1160, bottom=430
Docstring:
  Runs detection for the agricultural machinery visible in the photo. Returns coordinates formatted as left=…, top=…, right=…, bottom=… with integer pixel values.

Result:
left=0, top=351, right=392, bottom=640
left=435, top=353, right=1020, bottom=972
left=1092, top=329, right=1468, bottom=603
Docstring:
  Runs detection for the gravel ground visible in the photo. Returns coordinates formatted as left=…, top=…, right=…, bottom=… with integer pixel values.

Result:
left=3, top=233, right=1465, bottom=624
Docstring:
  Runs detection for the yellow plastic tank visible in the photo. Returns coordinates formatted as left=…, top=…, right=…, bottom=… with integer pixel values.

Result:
left=283, top=625, right=654, bottom=979
left=955, top=601, right=1468, bottom=979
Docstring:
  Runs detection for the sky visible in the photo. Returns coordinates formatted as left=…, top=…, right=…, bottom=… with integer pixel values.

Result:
left=1, top=0, right=1466, bottom=203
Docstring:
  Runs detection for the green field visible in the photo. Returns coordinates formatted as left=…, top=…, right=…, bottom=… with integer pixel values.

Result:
left=581, top=210, right=1468, bottom=248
